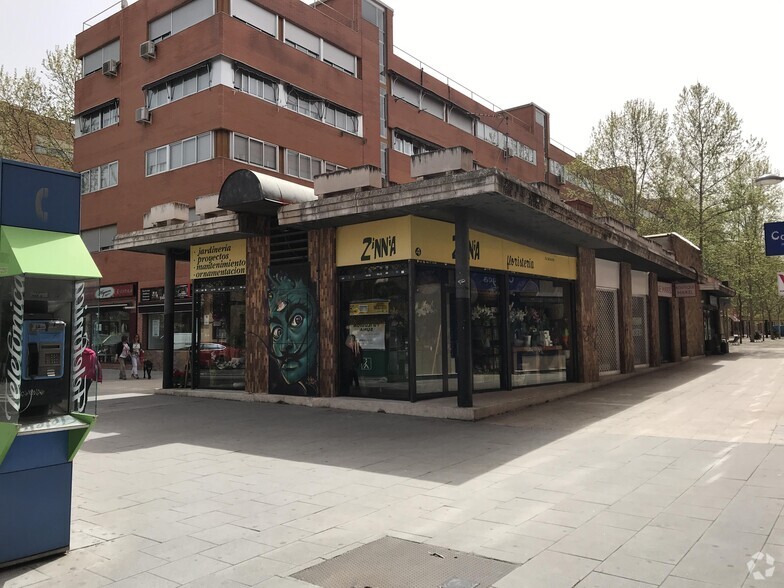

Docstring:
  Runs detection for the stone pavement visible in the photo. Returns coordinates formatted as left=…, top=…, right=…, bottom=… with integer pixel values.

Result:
left=3, top=341, right=784, bottom=587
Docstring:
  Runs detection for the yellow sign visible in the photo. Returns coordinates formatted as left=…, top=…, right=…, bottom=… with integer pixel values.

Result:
left=190, top=239, right=247, bottom=279
left=349, top=301, right=390, bottom=315
left=337, top=216, right=576, bottom=280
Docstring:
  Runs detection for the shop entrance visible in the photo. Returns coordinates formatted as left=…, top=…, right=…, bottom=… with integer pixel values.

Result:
left=659, top=298, right=672, bottom=362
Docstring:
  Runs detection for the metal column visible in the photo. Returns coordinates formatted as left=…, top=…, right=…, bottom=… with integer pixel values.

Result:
left=454, top=209, right=473, bottom=407
left=162, top=249, right=175, bottom=389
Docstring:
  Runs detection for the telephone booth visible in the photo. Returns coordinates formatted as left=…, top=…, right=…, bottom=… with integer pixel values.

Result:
left=0, top=160, right=102, bottom=567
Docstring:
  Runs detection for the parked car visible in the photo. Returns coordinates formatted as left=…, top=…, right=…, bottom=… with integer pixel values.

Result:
left=194, top=342, right=244, bottom=368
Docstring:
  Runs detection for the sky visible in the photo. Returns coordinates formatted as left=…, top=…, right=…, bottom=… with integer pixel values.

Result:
left=1, top=0, right=782, bottom=173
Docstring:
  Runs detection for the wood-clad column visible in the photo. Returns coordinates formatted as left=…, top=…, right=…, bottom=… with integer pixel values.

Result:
left=576, top=247, right=598, bottom=382
left=310, top=228, right=337, bottom=397
left=648, top=272, right=661, bottom=367
left=246, top=221, right=270, bottom=394
left=618, top=262, right=634, bottom=374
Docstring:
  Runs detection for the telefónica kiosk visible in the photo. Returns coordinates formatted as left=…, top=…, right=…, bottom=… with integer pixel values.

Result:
left=0, top=159, right=102, bottom=567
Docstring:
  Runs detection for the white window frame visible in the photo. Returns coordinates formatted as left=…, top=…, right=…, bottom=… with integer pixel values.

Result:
left=231, top=133, right=278, bottom=171
left=284, top=149, right=343, bottom=181
left=145, top=132, right=213, bottom=177
left=147, top=65, right=211, bottom=110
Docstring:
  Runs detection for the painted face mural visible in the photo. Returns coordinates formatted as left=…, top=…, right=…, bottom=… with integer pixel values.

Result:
left=267, top=269, right=318, bottom=389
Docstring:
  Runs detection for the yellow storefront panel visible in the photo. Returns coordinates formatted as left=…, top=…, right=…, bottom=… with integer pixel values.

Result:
left=337, top=216, right=576, bottom=280
left=336, top=216, right=413, bottom=267
left=190, top=239, right=247, bottom=279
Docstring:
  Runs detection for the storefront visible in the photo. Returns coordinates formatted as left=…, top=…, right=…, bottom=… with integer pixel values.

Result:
left=83, top=283, right=136, bottom=364
left=336, top=216, right=577, bottom=399
left=139, top=284, right=192, bottom=353
left=190, top=239, right=247, bottom=390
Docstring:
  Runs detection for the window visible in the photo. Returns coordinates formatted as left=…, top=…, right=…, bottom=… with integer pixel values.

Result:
left=448, top=108, right=473, bottom=134
left=145, top=132, right=212, bottom=176
left=392, top=130, right=438, bottom=157
left=81, top=225, right=117, bottom=252
left=234, top=70, right=277, bottom=103
left=285, top=149, right=343, bottom=181
left=81, top=39, right=120, bottom=77
left=286, top=90, right=321, bottom=120
left=80, top=162, right=118, bottom=194
left=76, top=102, right=119, bottom=137
left=475, top=121, right=500, bottom=146
left=231, top=0, right=277, bottom=37
left=284, top=22, right=319, bottom=58
left=232, top=133, right=277, bottom=170
left=149, top=0, right=213, bottom=43
left=392, top=78, right=420, bottom=107
left=282, top=20, right=357, bottom=76
left=362, top=0, right=384, bottom=26
left=324, top=104, right=359, bottom=133
left=380, top=90, right=387, bottom=138
left=322, top=41, right=356, bottom=76
left=421, top=93, right=444, bottom=120
left=148, top=65, right=210, bottom=110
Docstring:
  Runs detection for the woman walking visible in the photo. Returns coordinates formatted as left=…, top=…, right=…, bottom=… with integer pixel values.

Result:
left=130, top=334, right=143, bottom=379
left=117, top=335, right=130, bottom=380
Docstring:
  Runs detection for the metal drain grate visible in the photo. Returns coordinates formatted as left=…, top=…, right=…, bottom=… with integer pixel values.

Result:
left=292, top=536, right=517, bottom=588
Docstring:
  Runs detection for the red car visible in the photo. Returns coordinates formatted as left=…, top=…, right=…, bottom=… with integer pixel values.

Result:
left=195, top=343, right=243, bottom=368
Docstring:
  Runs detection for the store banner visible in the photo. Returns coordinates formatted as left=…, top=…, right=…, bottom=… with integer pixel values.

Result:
left=337, top=216, right=577, bottom=280
left=190, top=239, right=247, bottom=279
left=352, top=322, right=385, bottom=350
left=86, top=283, right=135, bottom=301
left=675, top=283, right=697, bottom=298
left=657, top=282, right=672, bottom=298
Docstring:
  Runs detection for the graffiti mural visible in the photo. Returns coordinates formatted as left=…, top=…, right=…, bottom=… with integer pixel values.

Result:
left=267, top=265, right=318, bottom=396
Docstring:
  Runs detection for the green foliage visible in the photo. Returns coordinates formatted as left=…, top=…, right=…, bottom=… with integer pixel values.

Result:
left=0, top=43, right=78, bottom=169
left=566, top=83, right=783, bottom=324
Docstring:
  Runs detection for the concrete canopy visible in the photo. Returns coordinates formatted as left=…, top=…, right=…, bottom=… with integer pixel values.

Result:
left=278, top=168, right=699, bottom=282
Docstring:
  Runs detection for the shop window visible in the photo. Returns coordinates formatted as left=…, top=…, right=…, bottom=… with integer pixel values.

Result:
left=415, top=267, right=444, bottom=395
left=509, top=276, right=571, bottom=387
left=470, top=271, right=501, bottom=391
left=146, top=311, right=193, bottom=351
left=340, top=268, right=409, bottom=399
left=194, top=279, right=246, bottom=391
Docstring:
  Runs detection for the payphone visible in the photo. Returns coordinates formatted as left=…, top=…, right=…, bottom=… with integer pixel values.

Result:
left=19, top=320, right=67, bottom=415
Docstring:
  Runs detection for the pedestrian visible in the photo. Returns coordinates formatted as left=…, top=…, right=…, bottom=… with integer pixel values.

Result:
left=130, top=333, right=143, bottom=379
left=80, top=339, right=102, bottom=393
left=117, top=335, right=130, bottom=380
left=341, top=334, right=362, bottom=393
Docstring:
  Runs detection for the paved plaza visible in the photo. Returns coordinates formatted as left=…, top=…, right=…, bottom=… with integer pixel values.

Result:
left=4, top=340, right=784, bottom=587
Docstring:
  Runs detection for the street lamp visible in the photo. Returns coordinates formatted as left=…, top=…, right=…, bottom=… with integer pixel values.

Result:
left=755, top=173, right=784, bottom=187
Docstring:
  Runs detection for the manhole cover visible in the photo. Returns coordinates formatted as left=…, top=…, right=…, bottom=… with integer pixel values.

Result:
left=292, top=536, right=517, bottom=588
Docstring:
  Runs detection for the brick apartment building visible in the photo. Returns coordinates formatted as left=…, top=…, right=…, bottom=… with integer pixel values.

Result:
left=75, top=0, right=730, bottom=401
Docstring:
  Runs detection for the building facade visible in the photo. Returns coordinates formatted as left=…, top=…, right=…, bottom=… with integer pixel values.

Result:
left=78, top=0, right=731, bottom=402
left=74, top=0, right=576, bottom=364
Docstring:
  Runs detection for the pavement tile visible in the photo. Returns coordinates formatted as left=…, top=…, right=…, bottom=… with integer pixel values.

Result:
left=148, top=554, right=230, bottom=584
left=575, top=571, right=655, bottom=587
left=106, top=572, right=180, bottom=587
left=618, top=525, right=701, bottom=565
left=0, top=566, right=51, bottom=588
left=140, top=535, right=217, bottom=562
left=512, top=520, right=574, bottom=541
left=550, top=523, right=636, bottom=561
left=596, top=551, right=674, bottom=585
left=200, top=538, right=276, bottom=565
left=261, top=540, right=341, bottom=566
left=87, top=552, right=168, bottom=582
left=590, top=510, right=651, bottom=531
left=493, top=549, right=598, bottom=588
left=478, top=531, right=552, bottom=563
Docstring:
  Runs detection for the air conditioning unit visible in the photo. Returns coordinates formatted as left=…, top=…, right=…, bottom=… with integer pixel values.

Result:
left=557, top=173, right=566, bottom=185
left=135, top=107, right=151, bottom=124
left=139, top=40, right=156, bottom=60
left=102, top=60, right=118, bottom=77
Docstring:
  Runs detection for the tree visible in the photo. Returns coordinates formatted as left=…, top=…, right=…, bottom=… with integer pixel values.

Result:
left=565, top=99, right=672, bottom=234
left=0, top=44, right=79, bottom=170
left=672, top=83, right=764, bottom=259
